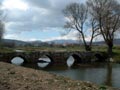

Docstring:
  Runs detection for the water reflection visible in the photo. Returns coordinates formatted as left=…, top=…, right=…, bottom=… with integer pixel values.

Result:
left=37, top=56, right=51, bottom=68
left=66, top=56, right=75, bottom=67
left=111, top=64, right=120, bottom=88
left=47, top=64, right=107, bottom=84
left=45, top=63, right=120, bottom=88
left=37, top=63, right=49, bottom=68
left=11, top=57, right=24, bottom=65
left=104, top=63, right=112, bottom=86
left=23, top=62, right=120, bottom=88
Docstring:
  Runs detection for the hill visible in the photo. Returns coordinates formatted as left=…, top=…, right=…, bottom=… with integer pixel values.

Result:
left=1, top=38, right=120, bottom=47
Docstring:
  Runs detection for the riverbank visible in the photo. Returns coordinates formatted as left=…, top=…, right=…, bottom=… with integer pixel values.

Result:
left=0, top=62, right=118, bottom=90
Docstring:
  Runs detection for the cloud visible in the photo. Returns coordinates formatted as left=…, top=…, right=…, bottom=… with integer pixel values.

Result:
left=2, top=0, right=87, bottom=41
left=4, top=29, right=79, bottom=42
left=4, top=0, right=82, bottom=33
left=4, top=33, right=38, bottom=41
left=24, top=0, right=83, bottom=10
left=23, top=0, right=51, bottom=9
left=4, top=4, right=66, bottom=33
left=43, top=30, right=79, bottom=42
left=4, top=34, right=18, bottom=39
left=3, top=0, right=28, bottom=10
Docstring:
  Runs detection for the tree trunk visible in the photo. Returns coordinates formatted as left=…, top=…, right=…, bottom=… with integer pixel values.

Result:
left=80, top=32, right=92, bottom=51
left=107, top=43, right=113, bottom=57
left=85, top=45, right=92, bottom=51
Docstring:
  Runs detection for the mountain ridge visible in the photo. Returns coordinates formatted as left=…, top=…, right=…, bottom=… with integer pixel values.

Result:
left=1, top=38, right=120, bottom=46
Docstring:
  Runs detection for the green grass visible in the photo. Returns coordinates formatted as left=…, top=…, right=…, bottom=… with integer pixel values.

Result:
left=92, top=45, right=120, bottom=62
left=0, top=47, right=14, bottom=53
left=99, top=85, right=107, bottom=90
left=15, top=45, right=106, bottom=52
left=11, top=45, right=86, bottom=52
left=112, top=46, right=120, bottom=62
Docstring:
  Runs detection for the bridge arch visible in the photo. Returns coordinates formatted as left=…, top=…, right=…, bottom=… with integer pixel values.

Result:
left=9, top=55, right=27, bottom=63
left=10, top=55, right=27, bottom=66
left=94, top=53, right=105, bottom=62
left=66, top=53, right=83, bottom=67
left=94, top=52, right=109, bottom=62
left=38, top=55, right=54, bottom=65
left=71, top=53, right=83, bottom=64
left=44, top=54, right=54, bottom=64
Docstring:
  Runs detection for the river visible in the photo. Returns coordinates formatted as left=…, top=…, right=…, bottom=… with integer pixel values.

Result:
left=22, top=62, right=120, bottom=88
left=10, top=56, right=120, bottom=88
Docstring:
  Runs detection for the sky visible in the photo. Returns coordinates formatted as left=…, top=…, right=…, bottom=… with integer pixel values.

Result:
left=0, top=0, right=87, bottom=42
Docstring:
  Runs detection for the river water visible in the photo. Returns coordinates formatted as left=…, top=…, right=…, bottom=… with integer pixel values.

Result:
left=22, top=62, right=120, bottom=88
left=10, top=56, right=120, bottom=88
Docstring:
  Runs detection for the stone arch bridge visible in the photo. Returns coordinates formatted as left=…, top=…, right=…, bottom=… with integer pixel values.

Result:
left=0, top=51, right=108, bottom=64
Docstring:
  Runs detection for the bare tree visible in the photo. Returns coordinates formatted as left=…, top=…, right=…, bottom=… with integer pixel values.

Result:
left=87, top=0, right=120, bottom=56
left=63, top=3, right=99, bottom=51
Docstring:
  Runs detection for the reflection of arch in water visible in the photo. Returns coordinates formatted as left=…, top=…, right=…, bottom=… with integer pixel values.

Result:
left=37, top=55, right=54, bottom=68
left=11, top=56, right=25, bottom=65
left=66, top=54, right=82, bottom=67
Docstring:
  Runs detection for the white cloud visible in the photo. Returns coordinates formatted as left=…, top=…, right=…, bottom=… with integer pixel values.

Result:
left=4, top=33, right=38, bottom=41
left=94, top=35, right=104, bottom=42
left=2, top=0, right=92, bottom=41
left=3, top=0, right=28, bottom=11
left=42, top=31, right=79, bottom=42
left=4, top=34, right=19, bottom=39
left=3, top=30, right=78, bottom=42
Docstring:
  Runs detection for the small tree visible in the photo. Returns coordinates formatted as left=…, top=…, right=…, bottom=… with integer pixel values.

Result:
left=63, top=3, right=99, bottom=51
left=87, top=0, right=120, bottom=56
